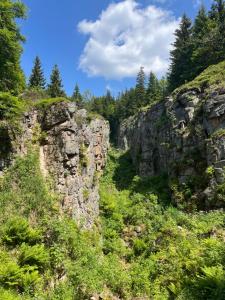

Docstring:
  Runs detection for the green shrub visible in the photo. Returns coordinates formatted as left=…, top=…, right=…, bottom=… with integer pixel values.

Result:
left=2, top=217, right=41, bottom=246
left=0, top=92, right=25, bottom=120
left=192, top=266, right=225, bottom=300
left=18, top=244, right=49, bottom=270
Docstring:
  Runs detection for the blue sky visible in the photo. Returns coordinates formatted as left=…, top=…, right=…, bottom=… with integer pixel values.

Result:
left=20, top=0, right=213, bottom=97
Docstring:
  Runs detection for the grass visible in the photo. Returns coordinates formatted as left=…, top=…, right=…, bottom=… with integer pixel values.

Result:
left=174, top=60, right=225, bottom=96
left=34, top=97, right=69, bottom=110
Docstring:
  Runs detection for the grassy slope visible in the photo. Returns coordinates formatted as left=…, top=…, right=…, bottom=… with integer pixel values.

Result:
left=174, top=60, right=225, bottom=95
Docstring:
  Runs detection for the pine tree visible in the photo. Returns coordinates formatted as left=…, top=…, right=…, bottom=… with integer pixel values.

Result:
left=135, top=67, right=146, bottom=107
left=168, top=14, right=192, bottom=92
left=146, top=72, right=161, bottom=104
left=0, top=0, right=26, bottom=94
left=191, top=5, right=211, bottom=77
left=71, top=83, right=83, bottom=107
left=209, top=0, right=225, bottom=61
left=159, top=77, right=168, bottom=100
left=48, top=65, right=65, bottom=98
left=29, top=56, right=46, bottom=89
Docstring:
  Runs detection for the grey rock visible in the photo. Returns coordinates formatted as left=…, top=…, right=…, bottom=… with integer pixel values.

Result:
left=0, top=102, right=110, bottom=228
left=118, top=87, right=225, bottom=207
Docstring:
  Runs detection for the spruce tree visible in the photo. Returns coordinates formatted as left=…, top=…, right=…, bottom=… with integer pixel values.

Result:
left=146, top=72, right=161, bottom=104
left=135, top=67, right=146, bottom=107
left=71, top=83, right=83, bottom=107
left=168, top=14, right=192, bottom=92
left=209, top=0, right=225, bottom=61
left=191, top=5, right=211, bottom=77
left=0, top=0, right=26, bottom=94
left=29, top=56, right=46, bottom=89
left=159, top=77, right=168, bottom=100
left=48, top=65, right=65, bottom=98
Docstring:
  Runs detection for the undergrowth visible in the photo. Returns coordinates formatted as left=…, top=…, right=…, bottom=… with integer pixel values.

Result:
left=0, top=149, right=224, bottom=299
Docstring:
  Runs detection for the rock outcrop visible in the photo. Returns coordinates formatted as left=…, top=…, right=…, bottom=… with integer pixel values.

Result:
left=118, top=88, right=225, bottom=208
left=0, top=102, right=109, bottom=227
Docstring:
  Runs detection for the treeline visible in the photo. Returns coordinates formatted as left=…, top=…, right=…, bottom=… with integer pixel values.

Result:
left=168, top=0, right=225, bottom=91
left=0, top=0, right=83, bottom=106
left=27, top=56, right=84, bottom=105
left=1, top=0, right=225, bottom=125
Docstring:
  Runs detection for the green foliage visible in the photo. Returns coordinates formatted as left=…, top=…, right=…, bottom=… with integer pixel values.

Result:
left=168, top=14, right=193, bottom=91
left=18, top=244, right=49, bottom=270
left=169, top=1, right=225, bottom=92
left=71, top=83, right=83, bottom=107
left=0, top=92, right=25, bottom=120
left=146, top=71, right=162, bottom=104
left=135, top=66, right=146, bottom=107
left=28, top=56, right=46, bottom=89
left=47, top=65, right=66, bottom=98
left=174, top=59, right=225, bottom=95
left=99, top=149, right=225, bottom=299
left=0, top=0, right=26, bottom=94
left=0, top=147, right=225, bottom=299
left=2, top=217, right=41, bottom=246
left=191, top=265, right=225, bottom=299
left=34, top=97, right=69, bottom=110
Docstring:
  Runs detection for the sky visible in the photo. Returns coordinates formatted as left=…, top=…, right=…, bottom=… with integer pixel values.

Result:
left=20, top=0, right=213, bottom=97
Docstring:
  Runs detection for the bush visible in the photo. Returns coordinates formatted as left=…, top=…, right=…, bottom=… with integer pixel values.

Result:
left=0, top=92, right=25, bottom=120
left=2, top=217, right=41, bottom=246
left=18, top=244, right=49, bottom=270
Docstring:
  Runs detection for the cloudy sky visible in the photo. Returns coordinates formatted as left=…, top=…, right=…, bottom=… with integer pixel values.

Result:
left=21, top=0, right=213, bottom=96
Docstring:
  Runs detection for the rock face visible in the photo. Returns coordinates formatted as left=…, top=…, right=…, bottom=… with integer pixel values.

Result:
left=118, top=88, right=225, bottom=208
left=0, top=102, right=109, bottom=227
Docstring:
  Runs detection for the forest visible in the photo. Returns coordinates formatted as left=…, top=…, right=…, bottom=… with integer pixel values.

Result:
left=0, top=0, right=225, bottom=299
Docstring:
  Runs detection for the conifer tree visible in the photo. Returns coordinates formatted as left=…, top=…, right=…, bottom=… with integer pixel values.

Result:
left=0, top=0, right=26, bottom=94
left=48, top=65, right=65, bottom=98
left=29, top=56, right=46, bottom=89
left=146, top=72, right=161, bottom=104
left=159, top=77, right=168, bottom=100
left=209, top=0, right=225, bottom=61
left=71, top=83, right=83, bottom=107
left=168, top=14, right=192, bottom=92
left=135, top=67, right=146, bottom=107
left=191, top=5, right=211, bottom=77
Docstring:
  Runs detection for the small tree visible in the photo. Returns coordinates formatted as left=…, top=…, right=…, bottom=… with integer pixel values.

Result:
left=146, top=72, right=161, bottom=104
left=135, top=67, right=146, bottom=107
left=71, top=83, right=83, bottom=107
left=29, top=56, right=46, bottom=89
left=48, top=65, right=65, bottom=98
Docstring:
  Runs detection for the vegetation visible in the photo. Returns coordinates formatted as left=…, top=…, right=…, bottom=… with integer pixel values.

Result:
left=28, top=57, right=46, bottom=90
left=34, top=97, right=69, bottom=110
left=47, top=65, right=66, bottom=98
left=71, top=83, right=83, bottom=107
left=168, top=0, right=225, bottom=91
left=0, top=0, right=225, bottom=299
left=174, top=59, right=225, bottom=95
left=1, top=148, right=224, bottom=299
left=0, top=0, right=26, bottom=94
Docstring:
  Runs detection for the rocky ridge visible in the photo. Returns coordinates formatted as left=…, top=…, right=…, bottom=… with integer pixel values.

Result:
left=118, top=87, right=225, bottom=208
left=0, top=102, right=109, bottom=227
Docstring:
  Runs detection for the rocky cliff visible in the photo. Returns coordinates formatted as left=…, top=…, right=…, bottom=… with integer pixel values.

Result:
left=0, top=101, right=109, bottom=227
left=118, top=87, right=225, bottom=209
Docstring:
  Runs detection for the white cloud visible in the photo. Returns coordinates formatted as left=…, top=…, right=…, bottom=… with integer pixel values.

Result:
left=78, top=0, right=179, bottom=79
